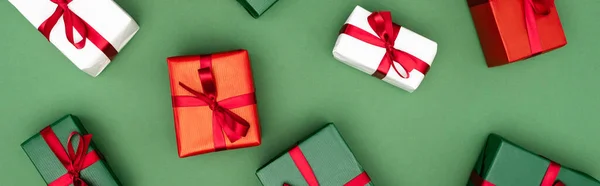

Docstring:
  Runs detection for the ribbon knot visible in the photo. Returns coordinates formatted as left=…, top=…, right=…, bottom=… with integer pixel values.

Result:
left=55, top=2, right=69, bottom=10
left=207, top=97, right=219, bottom=111
left=384, top=40, right=394, bottom=53
left=71, top=173, right=84, bottom=186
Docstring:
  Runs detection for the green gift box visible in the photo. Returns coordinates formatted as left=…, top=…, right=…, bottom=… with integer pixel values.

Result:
left=237, top=0, right=279, bottom=18
left=469, top=134, right=600, bottom=186
left=256, top=124, right=373, bottom=186
left=21, top=115, right=121, bottom=186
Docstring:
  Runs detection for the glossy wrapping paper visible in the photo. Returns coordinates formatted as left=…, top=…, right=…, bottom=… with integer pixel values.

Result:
left=21, top=115, right=121, bottom=186
left=468, top=0, right=567, bottom=67
left=468, top=134, right=600, bottom=186
left=237, top=0, right=279, bottom=18
left=167, top=50, right=261, bottom=158
left=256, top=124, right=373, bottom=186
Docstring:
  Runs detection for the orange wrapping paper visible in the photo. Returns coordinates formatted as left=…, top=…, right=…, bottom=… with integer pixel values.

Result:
left=167, top=50, right=261, bottom=158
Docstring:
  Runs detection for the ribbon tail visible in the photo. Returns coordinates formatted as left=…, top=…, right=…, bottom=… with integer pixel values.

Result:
left=212, top=111, right=227, bottom=151
left=219, top=109, right=250, bottom=143
left=70, top=13, right=88, bottom=49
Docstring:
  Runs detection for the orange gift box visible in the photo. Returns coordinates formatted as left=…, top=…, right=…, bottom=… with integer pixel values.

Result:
left=167, top=49, right=261, bottom=158
left=468, top=0, right=567, bottom=67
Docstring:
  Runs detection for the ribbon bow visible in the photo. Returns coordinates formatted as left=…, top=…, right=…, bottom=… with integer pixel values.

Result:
left=179, top=78, right=250, bottom=143
left=64, top=132, right=93, bottom=186
left=340, top=11, right=430, bottom=79
left=38, top=0, right=118, bottom=58
left=524, top=0, right=555, bottom=55
left=39, top=125, right=102, bottom=186
left=39, top=0, right=87, bottom=49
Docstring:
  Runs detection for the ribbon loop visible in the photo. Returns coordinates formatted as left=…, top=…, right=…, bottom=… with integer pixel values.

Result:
left=37, top=0, right=119, bottom=59
left=64, top=131, right=92, bottom=186
left=44, top=0, right=88, bottom=49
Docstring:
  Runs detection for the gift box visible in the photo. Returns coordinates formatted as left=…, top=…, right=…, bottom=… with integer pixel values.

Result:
left=237, top=0, right=279, bottom=18
left=167, top=49, right=261, bottom=158
left=332, top=5, right=438, bottom=93
left=468, top=134, right=600, bottom=186
left=9, top=0, right=139, bottom=77
left=468, top=0, right=567, bottom=67
left=256, top=124, right=373, bottom=186
left=21, top=114, right=121, bottom=186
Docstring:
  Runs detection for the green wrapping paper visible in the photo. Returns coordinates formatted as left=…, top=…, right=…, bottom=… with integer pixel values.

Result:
left=237, top=0, right=278, bottom=18
left=21, top=115, right=121, bottom=186
left=469, top=134, right=600, bottom=186
left=256, top=124, right=373, bottom=186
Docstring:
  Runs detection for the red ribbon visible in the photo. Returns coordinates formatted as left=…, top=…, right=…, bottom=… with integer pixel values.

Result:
left=38, top=0, right=118, bottom=59
left=171, top=55, right=255, bottom=151
left=340, top=11, right=430, bottom=79
left=283, top=146, right=371, bottom=186
left=523, top=0, right=555, bottom=55
left=470, top=161, right=565, bottom=186
left=40, top=126, right=100, bottom=186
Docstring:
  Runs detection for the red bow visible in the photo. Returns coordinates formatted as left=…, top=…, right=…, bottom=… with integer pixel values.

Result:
left=178, top=80, right=251, bottom=143
left=524, top=0, right=555, bottom=55
left=38, top=0, right=118, bottom=59
left=340, top=11, right=430, bottom=79
left=41, top=127, right=100, bottom=186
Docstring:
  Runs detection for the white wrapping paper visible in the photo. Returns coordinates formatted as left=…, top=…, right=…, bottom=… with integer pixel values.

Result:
left=9, top=0, right=139, bottom=77
left=333, top=6, right=437, bottom=92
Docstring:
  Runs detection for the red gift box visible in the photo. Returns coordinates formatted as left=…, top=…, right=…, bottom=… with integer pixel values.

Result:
left=468, top=0, right=567, bottom=67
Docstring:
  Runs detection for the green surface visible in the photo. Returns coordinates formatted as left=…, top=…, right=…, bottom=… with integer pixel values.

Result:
left=0, top=0, right=599, bottom=185
left=257, top=124, right=372, bottom=185
left=471, top=134, right=600, bottom=186
left=21, top=115, right=120, bottom=185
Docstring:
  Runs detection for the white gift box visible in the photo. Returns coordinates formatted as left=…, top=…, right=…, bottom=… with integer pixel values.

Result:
left=333, top=6, right=437, bottom=92
left=10, top=0, right=139, bottom=77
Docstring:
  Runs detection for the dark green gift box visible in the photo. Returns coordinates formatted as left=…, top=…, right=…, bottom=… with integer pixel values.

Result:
left=237, top=0, right=278, bottom=18
left=256, top=124, right=373, bottom=186
left=21, top=115, right=121, bottom=186
left=469, top=134, right=600, bottom=186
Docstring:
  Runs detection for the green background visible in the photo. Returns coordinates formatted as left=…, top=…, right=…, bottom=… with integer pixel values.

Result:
left=1, top=0, right=599, bottom=185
